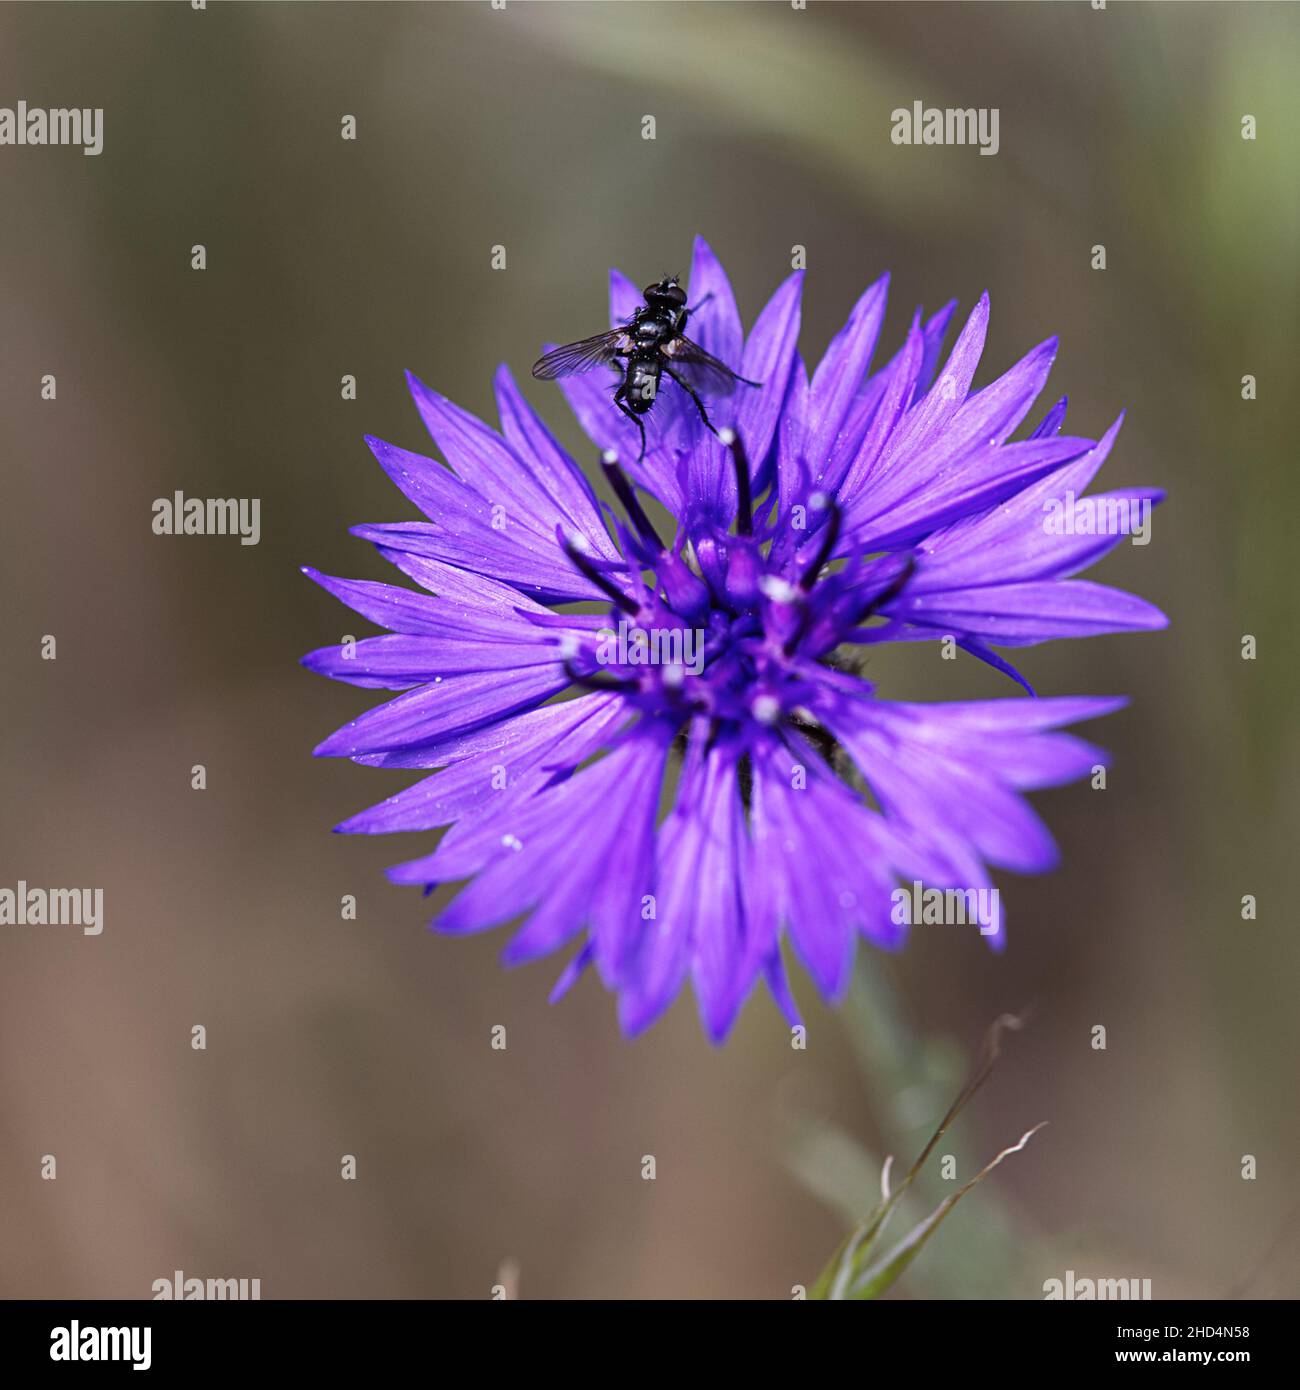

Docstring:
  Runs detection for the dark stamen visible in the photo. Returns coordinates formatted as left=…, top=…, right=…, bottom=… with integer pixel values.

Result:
left=787, top=715, right=843, bottom=773
left=736, top=750, right=753, bottom=813
left=782, top=606, right=813, bottom=659
left=600, top=451, right=665, bottom=553
left=799, top=498, right=842, bottom=590
left=562, top=658, right=637, bottom=692
left=721, top=429, right=752, bottom=536
left=559, top=532, right=639, bottom=616
left=853, top=555, right=917, bottom=625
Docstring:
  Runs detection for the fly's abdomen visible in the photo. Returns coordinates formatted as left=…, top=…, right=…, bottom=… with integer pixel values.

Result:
left=628, top=361, right=660, bottom=412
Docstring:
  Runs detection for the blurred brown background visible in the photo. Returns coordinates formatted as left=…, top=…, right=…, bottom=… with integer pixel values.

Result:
left=1, top=1, right=1297, bottom=1300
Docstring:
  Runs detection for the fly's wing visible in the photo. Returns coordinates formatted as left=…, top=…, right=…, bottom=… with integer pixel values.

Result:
left=531, top=330, right=626, bottom=380
left=664, top=336, right=758, bottom=397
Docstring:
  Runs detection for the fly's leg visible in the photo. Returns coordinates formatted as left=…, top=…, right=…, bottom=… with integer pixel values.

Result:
left=613, top=382, right=648, bottom=462
left=664, top=365, right=718, bottom=438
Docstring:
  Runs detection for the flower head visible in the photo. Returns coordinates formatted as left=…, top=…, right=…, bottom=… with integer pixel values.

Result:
left=303, top=237, right=1166, bottom=1041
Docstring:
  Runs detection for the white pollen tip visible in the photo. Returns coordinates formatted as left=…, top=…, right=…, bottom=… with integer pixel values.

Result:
left=810, top=491, right=831, bottom=511
left=601, top=449, right=619, bottom=466
left=752, top=694, right=781, bottom=725
left=718, top=427, right=736, bottom=446
left=758, top=575, right=798, bottom=604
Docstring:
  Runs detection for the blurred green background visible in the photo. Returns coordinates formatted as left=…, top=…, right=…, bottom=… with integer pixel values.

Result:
left=1, top=1, right=1296, bottom=1299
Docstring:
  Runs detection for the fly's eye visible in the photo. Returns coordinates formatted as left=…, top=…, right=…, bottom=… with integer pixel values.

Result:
left=666, top=285, right=686, bottom=305
left=643, top=282, right=663, bottom=299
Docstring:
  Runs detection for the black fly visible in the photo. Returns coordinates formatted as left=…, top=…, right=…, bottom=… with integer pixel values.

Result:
left=532, top=276, right=761, bottom=460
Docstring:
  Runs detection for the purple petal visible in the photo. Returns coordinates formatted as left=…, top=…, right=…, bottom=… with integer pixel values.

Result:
left=492, top=365, right=617, bottom=557
left=351, top=522, right=604, bottom=604
left=876, top=291, right=989, bottom=470
left=406, top=372, right=580, bottom=540
left=736, top=270, right=804, bottom=475
left=335, top=696, right=623, bottom=835
left=303, top=632, right=568, bottom=686
left=844, top=435, right=1096, bottom=553
left=686, top=235, right=744, bottom=380
left=313, top=664, right=568, bottom=758
left=806, top=274, right=889, bottom=486
left=899, top=578, right=1169, bottom=643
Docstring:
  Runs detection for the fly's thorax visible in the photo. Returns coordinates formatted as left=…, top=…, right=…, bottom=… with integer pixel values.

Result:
left=635, top=307, right=679, bottom=344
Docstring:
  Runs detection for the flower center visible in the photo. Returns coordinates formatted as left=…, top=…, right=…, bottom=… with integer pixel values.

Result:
left=559, top=434, right=915, bottom=736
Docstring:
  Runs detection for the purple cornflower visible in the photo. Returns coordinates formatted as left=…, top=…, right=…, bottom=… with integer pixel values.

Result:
left=303, top=237, right=1165, bottom=1041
